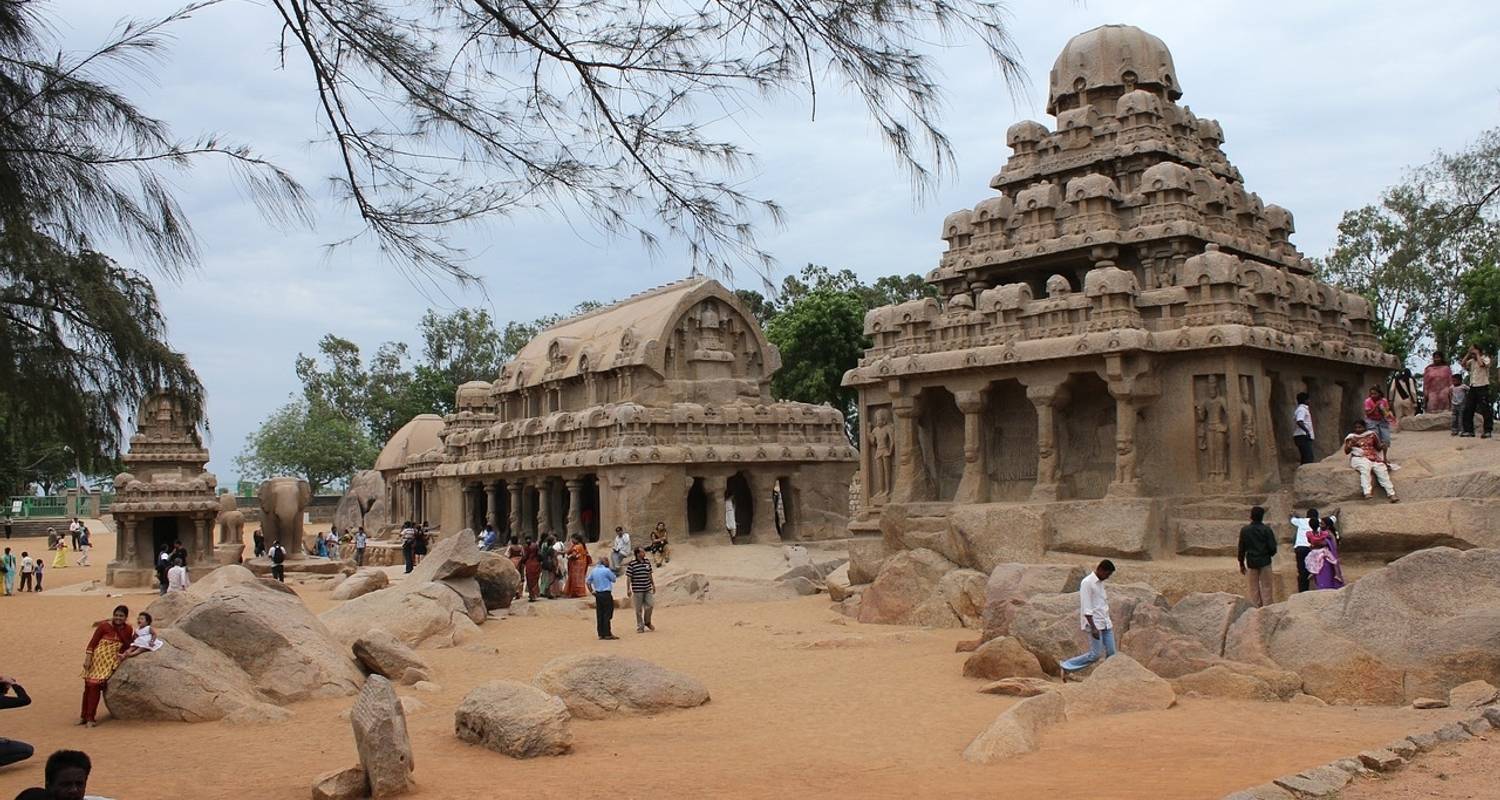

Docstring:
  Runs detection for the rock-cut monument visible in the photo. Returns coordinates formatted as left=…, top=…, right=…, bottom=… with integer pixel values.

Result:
left=843, top=25, right=1396, bottom=562
left=384, top=278, right=857, bottom=543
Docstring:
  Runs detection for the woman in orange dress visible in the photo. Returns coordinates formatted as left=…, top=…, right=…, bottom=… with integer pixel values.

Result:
left=564, top=534, right=590, bottom=598
left=81, top=604, right=134, bottom=727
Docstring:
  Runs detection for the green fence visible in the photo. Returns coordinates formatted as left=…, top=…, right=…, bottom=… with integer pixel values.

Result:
left=6, top=496, right=66, bottom=518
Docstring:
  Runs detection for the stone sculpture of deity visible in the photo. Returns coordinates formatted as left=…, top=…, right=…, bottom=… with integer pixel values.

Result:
left=1196, top=379, right=1230, bottom=481
left=870, top=408, right=895, bottom=500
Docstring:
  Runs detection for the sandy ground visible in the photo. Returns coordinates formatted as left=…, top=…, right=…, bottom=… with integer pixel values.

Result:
left=0, top=526, right=1483, bottom=799
left=1341, top=735, right=1499, bottom=799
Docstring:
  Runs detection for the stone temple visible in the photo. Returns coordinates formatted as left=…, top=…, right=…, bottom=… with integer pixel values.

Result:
left=843, top=25, right=1396, bottom=561
left=385, top=278, right=857, bottom=543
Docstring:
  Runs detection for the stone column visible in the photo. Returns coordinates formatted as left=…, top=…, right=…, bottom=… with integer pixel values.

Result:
left=192, top=517, right=209, bottom=565
left=121, top=519, right=136, bottom=563
left=485, top=481, right=501, bottom=530
left=889, top=397, right=923, bottom=503
left=1107, top=388, right=1142, bottom=497
left=565, top=479, right=584, bottom=537
left=703, top=475, right=727, bottom=536
left=507, top=481, right=523, bottom=538
left=954, top=389, right=989, bottom=504
left=536, top=478, right=553, bottom=536
left=1027, top=383, right=1066, bottom=501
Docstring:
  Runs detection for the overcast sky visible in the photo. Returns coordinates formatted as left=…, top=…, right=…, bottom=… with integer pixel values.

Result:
left=55, top=0, right=1500, bottom=487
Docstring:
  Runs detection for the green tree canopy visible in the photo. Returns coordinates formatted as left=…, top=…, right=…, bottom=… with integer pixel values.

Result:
left=235, top=400, right=377, bottom=495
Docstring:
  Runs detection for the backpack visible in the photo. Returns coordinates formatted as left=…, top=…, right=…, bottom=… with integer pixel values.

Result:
left=271, top=546, right=286, bottom=564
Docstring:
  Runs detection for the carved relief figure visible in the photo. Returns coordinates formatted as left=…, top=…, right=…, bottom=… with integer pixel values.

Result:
left=1196, top=377, right=1229, bottom=481
left=1239, top=376, right=1257, bottom=449
left=870, top=408, right=895, bottom=500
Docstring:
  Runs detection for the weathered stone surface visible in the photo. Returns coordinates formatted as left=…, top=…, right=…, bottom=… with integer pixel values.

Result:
left=1224, top=547, right=1500, bottom=704
left=961, top=690, right=1066, bottom=764
left=475, top=552, right=521, bottom=610
left=321, top=580, right=472, bottom=648
left=784, top=575, right=821, bottom=596
left=187, top=564, right=260, bottom=597
left=407, top=530, right=480, bottom=584
left=936, top=568, right=986, bottom=628
left=1461, top=716, right=1492, bottom=734
left=824, top=563, right=853, bottom=601
left=351, top=676, right=413, bottom=798
left=1434, top=721, right=1472, bottom=742
left=1405, top=731, right=1439, bottom=752
left=1048, top=499, right=1161, bottom=559
left=947, top=504, right=1048, bottom=572
left=1272, top=765, right=1350, bottom=798
left=312, top=765, right=369, bottom=800
left=978, top=677, right=1056, bottom=697
left=1168, top=592, right=1252, bottom=657
left=1357, top=749, right=1405, bottom=772
left=104, top=628, right=279, bottom=723
left=1059, top=654, right=1176, bottom=719
left=532, top=654, right=709, bottom=720
left=856, top=548, right=966, bottom=627
left=1484, top=707, right=1500, bottom=728
left=1120, top=613, right=1221, bottom=679
left=846, top=538, right=889, bottom=585
left=963, top=637, right=1046, bottom=681
left=445, top=576, right=488, bottom=624
left=335, top=469, right=387, bottom=533
left=1401, top=412, right=1452, bottom=432
left=454, top=680, right=573, bottom=758
left=1448, top=679, right=1498, bottom=708
left=979, top=563, right=1085, bottom=643
left=143, top=591, right=200, bottom=629
left=331, top=568, right=390, bottom=601
left=1011, top=583, right=1167, bottom=674
left=1386, top=739, right=1418, bottom=759
left=176, top=581, right=364, bottom=703
left=1221, top=783, right=1296, bottom=800
left=1290, top=693, right=1327, bottom=707
left=1412, top=697, right=1449, bottom=709
left=353, top=630, right=431, bottom=684
left=1172, top=665, right=1279, bottom=702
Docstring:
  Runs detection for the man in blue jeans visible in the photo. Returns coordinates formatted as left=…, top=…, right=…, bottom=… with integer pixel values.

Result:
left=587, top=558, right=620, bottom=640
left=1060, top=559, right=1116, bottom=681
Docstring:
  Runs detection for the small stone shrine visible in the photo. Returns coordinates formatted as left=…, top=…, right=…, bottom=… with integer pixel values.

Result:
left=106, top=393, right=223, bottom=587
left=843, top=25, right=1397, bottom=559
left=386, top=278, right=857, bottom=542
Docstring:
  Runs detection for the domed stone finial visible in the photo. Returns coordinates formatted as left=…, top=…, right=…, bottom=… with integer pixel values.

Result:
left=1047, top=24, right=1180, bottom=115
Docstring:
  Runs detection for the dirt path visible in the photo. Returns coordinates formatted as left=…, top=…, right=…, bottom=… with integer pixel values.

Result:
left=0, top=528, right=1476, bottom=799
left=1339, top=735, right=1499, bottom=800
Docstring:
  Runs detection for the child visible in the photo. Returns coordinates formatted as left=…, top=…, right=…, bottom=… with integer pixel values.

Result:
left=31, top=557, right=42, bottom=592
left=121, top=612, right=163, bottom=658
left=1451, top=372, right=1469, bottom=436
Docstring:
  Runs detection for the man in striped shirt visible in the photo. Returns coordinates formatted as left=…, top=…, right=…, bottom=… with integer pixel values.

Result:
left=626, top=547, right=656, bottom=633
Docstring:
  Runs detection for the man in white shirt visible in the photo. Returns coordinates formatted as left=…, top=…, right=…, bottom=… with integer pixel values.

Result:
left=1293, top=391, right=1316, bottom=464
left=165, top=557, right=190, bottom=593
left=1460, top=345, right=1494, bottom=438
left=610, top=527, right=631, bottom=571
left=353, top=527, right=368, bottom=566
left=1060, top=560, right=1116, bottom=680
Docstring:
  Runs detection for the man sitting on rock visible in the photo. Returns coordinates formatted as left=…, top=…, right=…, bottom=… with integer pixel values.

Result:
left=1059, top=559, right=1115, bottom=682
left=1343, top=419, right=1398, bottom=503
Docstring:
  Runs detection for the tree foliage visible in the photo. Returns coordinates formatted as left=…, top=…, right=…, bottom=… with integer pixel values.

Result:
left=234, top=399, right=377, bottom=494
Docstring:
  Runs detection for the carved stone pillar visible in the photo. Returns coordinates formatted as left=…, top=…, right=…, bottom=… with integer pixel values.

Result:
left=193, top=517, right=209, bottom=564
left=1107, top=388, right=1142, bottom=497
left=1027, top=384, right=1067, bottom=501
left=889, top=398, right=924, bottom=503
left=121, top=519, right=136, bottom=563
left=565, top=479, right=584, bottom=537
left=536, top=478, right=553, bottom=536
left=507, top=481, right=523, bottom=538
left=954, top=389, right=989, bottom=504
left=703, top=475, right=727, bottom=535
left=485, top=481, right=500, bottom=530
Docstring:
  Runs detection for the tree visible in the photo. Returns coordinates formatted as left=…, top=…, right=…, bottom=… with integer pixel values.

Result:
left=766, top=285, right=868, bottom=443
left=235, top=399, right=377, bottom=494
left=1456, top=260, right=1500, bottom=352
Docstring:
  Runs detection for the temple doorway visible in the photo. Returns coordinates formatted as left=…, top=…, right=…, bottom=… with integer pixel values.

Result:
left=772, top=477, right=793, bottom=540
left=151, top=516, right=179, bottom=559
left=726, top=472, right=754, bottom=541
left=686, top=478, right=708, bottom=533
left=1058, top=373, right=1114, bottom=500
left=579, top=474, right=601, bottom=542
left=918, top=387, right=965, bottom=501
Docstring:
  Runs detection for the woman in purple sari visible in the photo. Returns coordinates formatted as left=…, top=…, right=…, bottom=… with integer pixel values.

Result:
left=1305, top=516, right=1344, bottom=590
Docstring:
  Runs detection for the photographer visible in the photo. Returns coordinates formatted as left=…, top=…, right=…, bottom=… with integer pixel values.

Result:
left=0, top=675, right=34, bottom=768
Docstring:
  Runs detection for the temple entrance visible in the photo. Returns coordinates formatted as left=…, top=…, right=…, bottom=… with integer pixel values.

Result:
left=686, top=478, right=708, bottom=533
left=493, top=481, right=512, bottom=536
left=1058, top=373, right=1114, bottom=500
left=772, top=477, right=793, bottom=540
left=984, top=379, right=1038, bottom=500
left=579, top=474, right=601, bottom=542
left=726, top=472, right=754, bottom=541
left=151, top=516, right=179, bottom=560
left=1267, top=373, right=1300, bottom=483
left=918, top=387, right=965, bottom=501
left=524, top=484, right=541, bottom=538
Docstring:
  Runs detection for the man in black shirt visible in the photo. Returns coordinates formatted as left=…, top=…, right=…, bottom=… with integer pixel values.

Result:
left=1237, top=506, right=1278, bottom=608
left=0, top=676, right=34, bottom=767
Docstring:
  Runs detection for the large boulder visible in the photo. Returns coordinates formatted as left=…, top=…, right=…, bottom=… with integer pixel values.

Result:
left=187, top=564, right=260, bottom=597
left=353, top=630, right=432, bottom=684
left=1401, top=412, right=1452, bottom=432
left=1057, top=654, right=1176, bottom=719
left=1119, top=611, right=1222, bottom=679
left=407, top=531, right=480, bottom=584
left=104, top=628, right=283, bottom=723
left=455, top=680, right=572, bottom=758
left=1172, top=665, right=1282, bottom=702
left=1168, top=592, right=1253, bottom=656
left=143, top=591, right=200, bottom=630
left=532, top=654, right=709, bottom=720
left=351, top=675, right=413, bottom=798
left=963, top=637, right=1046, bottom=681
left=846, top=537, right=889, bottom=585
left=331, top=568, right=390, bottom=601
left=947, top=504, right=1048, bottom=572
left=856, top=548, right=973, bottom=627
left=445, top=576, right=488, bottom=624
left=476, top=552, right=521, bottom=610
left=979, top=563, right=1085, bottom=643
left=961, top=690, right=1066, bottom=764
left=1010, top=583, right=1168, bottom=674
left=321, top=580, right=475, bottom=649
left=1048, top=499, right=1162, bottom=559
left=1224, top=547, right=1500, bottom=704
left=335, top=470, right=387, bottom=533
left=175, top=582, right=364, bottom=703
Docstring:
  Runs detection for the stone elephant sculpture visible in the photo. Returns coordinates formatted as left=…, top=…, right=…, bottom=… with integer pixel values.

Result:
left=259, top=477, right=312, bottom=556
left=216, top=492, right=246, bottom=545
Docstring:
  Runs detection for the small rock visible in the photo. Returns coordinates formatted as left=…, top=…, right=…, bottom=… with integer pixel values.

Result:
left=1357, top=749, right=1405, bottom=772
left=963, top=636, right=1045, bottom=681
left=1405, top=732, right=1439, bottom=752
left=413, top=680, right=442, bottom=694
left=1483, top=707, right=1500, bottom=728
left=353, top=630, right=431, bottom=684
left=1460, top=716, right=1491, bottom=735
left=1330, top=758, right=1373, bottom=777
left=1447, top=680, right=1498, bottom=709
left=1273, top=765, right=1350, bottom=797
left=1221, top=783, right=1296, bottom=800
left=978, top=677, right=1056, bottom=697
left=1385, top=739, right=1418, bottom=759
left=311, top=765, right=368, bottom=800
left=955, top=639, right=981, bottom=653
left=1412, top=697, right=1449, bottom=709
left=1290, top=693, right=1328, bottom=707
left=454, top=680, right=572, bottom=758
left=1434, top=721, right=1471, bottom=742
left=463, top=644, right=499, bottom=655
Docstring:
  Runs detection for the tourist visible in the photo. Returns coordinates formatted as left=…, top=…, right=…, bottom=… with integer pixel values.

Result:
left=1459, top=344, right=1494, bottom=438
left=1, top=547, right=13, bottom=596
left=18, top=552, right=32, bottom=592
left=68, top=517, right=82, bottom=551
left=551, top=537, right=567, bottom=598
left=47, top=527, right=58, bottom=551
left=1288, top=507, right=1320, bottom=594
left=166, top=557, right=190, bottom=593
left=1237, top=506, right=1277, bottom=607
left=1362, top=386, right=1396, bottom=447
left=269, top=539, right=288, bottom=582
left=648, top=521, right=670, bottom=567
left=170, top=540, right=188, bottom=568
left=1423, top=352, right=1454, bottom=413
left=537, top=534, right=557, bottom=599
left=626, top=546, right=656, bottom=633
left=506, top=537, right=525, bottom=572
left=1387, top=369, right=1418, bottom=419
left=0, top=676, right=33, bottom=769
left=1343, top=419, right=1398, bottom=502
left=413, top=522, right=430, bottom=566
left=725, top=493, right=737, bottom=543
left=565, top=535, right=589, bottom=598
left=354, top=527, right=368, bottom=566
left=1292, top=392, right=1316, bottom=464
left=1059, top=560, right=1116, bottom=680
left=522, top=537, right=543, bottom=602
left=75, top=527, right=91, bottom=567
left=252, top=529, right=265, bottom=558
left=37, top=749, right=99, bottom=800
left=154, top=546, right=171, bottom=595
left=1451, top=372, right=1469, bottom=436
left=400, top=521, right=416, bottom=573
left=51, top=534, right=68, bottom=569
left=80, top=606, right=133, bottom=727
left=1306, top=517, right=1344, bottom=590
left=326, top=529, right=341, bottom=560
left=31, top=559, right=42, bottom=592
left=120, top=612, right=163, bottom=659
left=2, top=516, right=10, bottom=540
left=610, top=526, right=631, bottom=572
left=587, top=557, right=619, bottom=640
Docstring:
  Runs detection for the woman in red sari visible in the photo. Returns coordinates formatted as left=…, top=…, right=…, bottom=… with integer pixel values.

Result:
left=81, top=604, right=133, bottom=727
left=564, top=534, right=589, bottom=598
left=522, top=537, right=542, bottom=602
